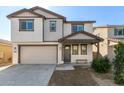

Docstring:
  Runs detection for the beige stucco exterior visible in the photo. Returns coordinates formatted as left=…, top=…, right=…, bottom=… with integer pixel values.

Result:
left=64, top=23, right=72, bottom=37
left=67, top=33, right=94, bottom=39
left=44, top=19, right=63, bottom=41
left=9, top=6, right=97, bottom=64
left=93, top=27, right=108, bottom=57
left=11, top=18, right=43, bottom=43
left=15, top=11, right=38, bottom=17
left=93, top=26, right=124, bottom=61
left=108, top=45, right=115, bottom=61
left=84, top=23, right=94, bottom=33
left=33, top=9, right=58, bottom=18
left=71, top=44, right=92, bottom=63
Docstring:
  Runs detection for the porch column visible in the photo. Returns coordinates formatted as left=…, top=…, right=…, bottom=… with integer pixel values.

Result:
left=96, top=42, right=100, bottom=58
left=62, top=43, right=64, bottom=62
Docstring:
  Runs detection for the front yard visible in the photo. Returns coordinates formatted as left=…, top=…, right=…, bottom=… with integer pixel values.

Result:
left=49, top=66, right=117, bottom=86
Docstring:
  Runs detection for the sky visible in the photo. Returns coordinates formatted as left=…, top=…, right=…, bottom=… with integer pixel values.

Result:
left=1, top=6, right=124, bottom=40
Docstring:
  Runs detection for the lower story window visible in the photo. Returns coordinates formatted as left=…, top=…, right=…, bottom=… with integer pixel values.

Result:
left=72, top=44, right=78, bottom=55
left=81, top=44, right=87, bottom=55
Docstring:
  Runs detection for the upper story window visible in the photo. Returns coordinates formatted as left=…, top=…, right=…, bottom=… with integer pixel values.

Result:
left=114, top=28, right=124, bottom=36
left=72, top=25, right=84, bottom=32
left=19, top=19, right=34, bottom=31
left=50, top=21, right=56, bottom=32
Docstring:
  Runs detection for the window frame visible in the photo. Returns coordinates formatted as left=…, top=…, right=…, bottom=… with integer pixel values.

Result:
left=19, top=19, right=34, bottom=31
left=114, top=28, right=124, bottom=36
left=50, top=21, right=56, bottom=32
left=72, top=25, right=84, bottom=32
left=114, top=29, right=117, bottom=36
left=72, top=44, right=79, bottom=55
left=80, top=44, right=87, bottom=55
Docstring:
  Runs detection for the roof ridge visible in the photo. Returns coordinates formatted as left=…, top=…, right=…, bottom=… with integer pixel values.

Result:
left=30, top=6, right=66, bottom=19
left=7, top=8, right=46, bottom=18
left=58, top=31, right=103, bottom=42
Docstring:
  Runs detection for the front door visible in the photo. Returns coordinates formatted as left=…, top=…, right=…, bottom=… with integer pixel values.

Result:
left=64, top=45, right=71, bottom=63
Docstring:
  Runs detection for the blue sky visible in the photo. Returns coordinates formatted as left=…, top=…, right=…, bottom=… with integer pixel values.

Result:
left=1, top=6, right=124, bottom=40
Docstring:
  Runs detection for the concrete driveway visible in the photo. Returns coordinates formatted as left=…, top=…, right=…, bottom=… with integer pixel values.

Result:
left=0, top=64, right=55, bottom=86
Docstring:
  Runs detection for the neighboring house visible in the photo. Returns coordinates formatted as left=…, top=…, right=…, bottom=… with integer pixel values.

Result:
left=93, top=25, right=124, bottom=61
left=0, top=39, right=12, bottom=63
left=7, top=6, right=103, bottom=64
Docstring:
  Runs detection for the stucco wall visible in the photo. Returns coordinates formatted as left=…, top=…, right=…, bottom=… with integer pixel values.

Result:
left=84, top=23, right=93, bottom=33
left=108, top=28, right=115, bottom=38
left=11, top=18, right=43, bottom=43
left=108, top=45, right=115, bottom=62
left=108, top=27, right=124, bottom=39
left=44, top=19, right=63, bottom=41
left=67, top=33, right=94, bottom=39
left=64, top=23, right=72, bottom=37
left=33, top=9, right=58, bottom=18
left=58, top=43, right=64, bottom=64
left=15, top=12, right=38, bottom=17
left=93, top=28, right=108, bottom=57
left=12, top=43, right=18, bottom=64
left=63, top=23, right=94, bottom=36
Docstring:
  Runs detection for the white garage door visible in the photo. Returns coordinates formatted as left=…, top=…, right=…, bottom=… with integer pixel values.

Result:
left=20, top=46, right=57, bottom=64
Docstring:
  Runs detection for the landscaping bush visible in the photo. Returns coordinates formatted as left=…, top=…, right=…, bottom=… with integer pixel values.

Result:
left=114, top=73, right=124, bottom=84
left=92, top=57, right=111, bottom=73
left=113, top=42, right=124, bottom=84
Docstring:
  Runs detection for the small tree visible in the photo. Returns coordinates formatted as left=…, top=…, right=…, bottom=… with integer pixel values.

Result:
left=113, top=42, right=124, bottom=84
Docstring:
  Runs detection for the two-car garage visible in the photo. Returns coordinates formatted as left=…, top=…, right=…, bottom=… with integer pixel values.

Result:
left=19, top=45, right=57, bottom=64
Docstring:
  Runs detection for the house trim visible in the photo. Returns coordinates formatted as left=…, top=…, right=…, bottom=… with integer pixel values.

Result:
left=62, top=20, right=64, bottom=37
left=58, top=31, right=104, bottom=43
left=30, top=6, right=66, bottom=20
left=60, top=39, right=100, bottom=44
left=66, top=21, right=96, bottom=24
left=43, top=18, right=45, bottom=42
left=72, top=44, right=79, bottom=55
left=7, top=8, right=46, bottom=19
left=19, top=19, right=34, bottom=31
left=8, top=16, right=44, bottom=18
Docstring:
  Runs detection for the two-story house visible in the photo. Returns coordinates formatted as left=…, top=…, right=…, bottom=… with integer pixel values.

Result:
left=93, top=25, right=124, bottom=61
left=7, top=6, right=103, bottom=64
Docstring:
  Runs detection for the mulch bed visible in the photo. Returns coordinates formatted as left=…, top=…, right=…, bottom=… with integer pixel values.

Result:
left=92, top=70, right=114, bottom=80
left=48, top=66, right=98, bottom=86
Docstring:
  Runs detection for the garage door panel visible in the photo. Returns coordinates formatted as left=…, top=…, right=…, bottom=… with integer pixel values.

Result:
left=20, top=46, right=57, bottom=64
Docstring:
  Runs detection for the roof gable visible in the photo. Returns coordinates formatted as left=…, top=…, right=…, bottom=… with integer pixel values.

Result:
left=7, top=8, right=45, bottom=18
left=59, top=31, right=103, bottom=43
left=67, top=33, right=94, bottom=39
left=30, top=6, right=66, bottom=19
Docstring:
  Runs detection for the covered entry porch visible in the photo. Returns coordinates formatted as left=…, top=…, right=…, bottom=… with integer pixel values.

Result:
left=62, top=44, right=92, bottom=64
left=59, top=31, right=103, bottom=64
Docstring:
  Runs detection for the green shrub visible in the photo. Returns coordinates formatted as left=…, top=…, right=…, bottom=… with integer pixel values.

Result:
left=92, top=57, right=111, bottom=73
left=113, top=42, right=124, bottom=84
left=114, top=73, right=124, bottom=84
